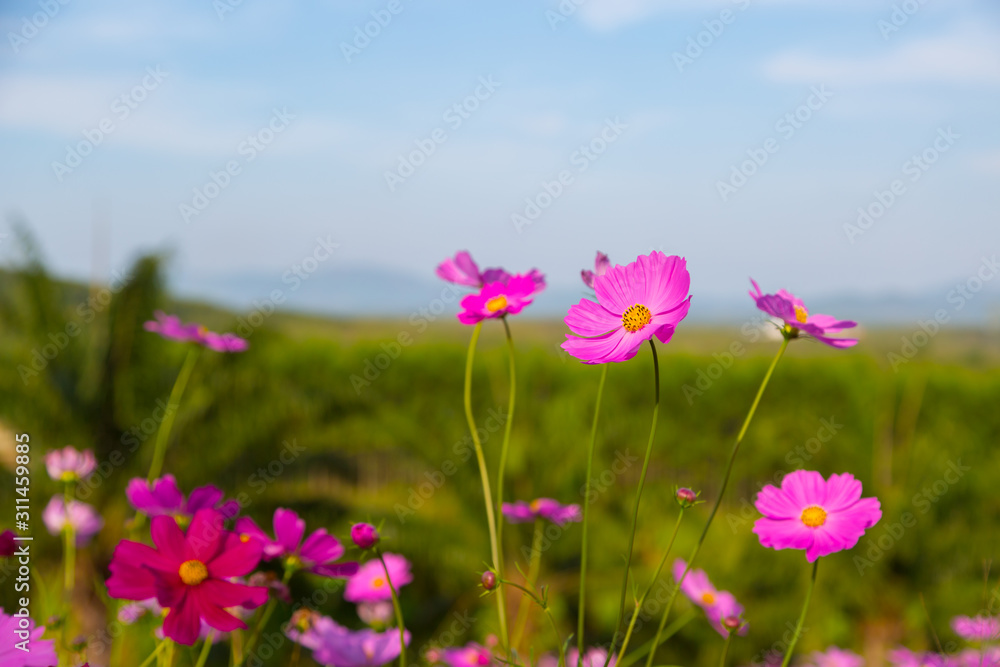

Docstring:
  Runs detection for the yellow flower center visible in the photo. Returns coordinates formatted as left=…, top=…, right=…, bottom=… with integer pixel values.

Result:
left=178, top=559, right=208, bottom=586
left=486, top=295, right=508, bottom=313
left=60, top=471, right=77, bottom=482
left=701, top=592, right=715, bottom=605
left=373, top=577, right=386, bottom=588
left=621, top=304, right=652, bottom=333
left=239, top=533, right=250, bottom=543
left=794, top=305, right=808, bottom=324
left=801, top=506, right=827, bottom=528
left=529, top=499, right=541, bottom=512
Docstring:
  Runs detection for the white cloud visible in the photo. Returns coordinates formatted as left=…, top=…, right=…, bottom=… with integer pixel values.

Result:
left=762, top=24, right=1000, bottom=86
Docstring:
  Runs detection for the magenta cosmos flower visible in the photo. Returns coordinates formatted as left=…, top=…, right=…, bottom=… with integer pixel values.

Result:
left=952, top=615, right=1000, bottom=641
left=106, top=509, right=267, bottom=646
left=807, top=647, right=865, bottom=667
left=287, top=613, right=410, bottom=667
left=145, top=311, right=248, bottom=352
left=0, top=530, right=15, bottom=557
left=42, top=497, right=103, bottom=546
left=0, top=609, right=58, bottom=667
left=436, top=251, right=544, bottom=289
left=672, top=559, right=747, bottom=637
left=457, top=274, right=545, bottom=325
left=502, top=498, right=581, bottom=526
left=749, top=280, right=858, bottom=348
left=581, top=251, right=610, bottom=289
left=235, top=509, right=358, bottom=578
left=351, top=523, right=380, bottom=550
left=563, top=251, right=691, bottom=364
left=127, top=474, right=239, bottom=520
left=345, top=553, right=413, bottom=603
left=753, top=471, right=882, bottom=562
left=44, top=446, right=96, bottom=482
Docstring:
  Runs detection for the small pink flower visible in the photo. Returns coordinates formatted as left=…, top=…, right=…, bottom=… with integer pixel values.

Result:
left=440, top=642, right=493, bottom=667
left=45, top=446, right=96, bottom=482
left=437, top=251, right=493, bottom=287
left=351, top=523, right=379, bottom=550
left=951, top=615, right=1000, bottom=641
left=563, top=251, right=691, bottom=364
left=581, top=251, right=610, bottom=289
left=0, top=609, right=58, bottom=667
left=42, top=497, right=103, bottom=546
left=672, top=559, right=719, bottom=610
left=286, top=613, right=409, bottom=667
left=808, top=647, right=865, bottom=667
left=502, top=498, right=581, bottom=526
left=357, top=601, right=394, bottom=627
left=0, top=530, right=16, bottom=557
left=144, top=311, right=248, bottom=352
left=706, top=590, right=748, bottom=637
left=457, top=274, right=545, bottom=325
left=344, top=553, right=413, bottom=603
left=127, top=475, right=239, bottom=520
left=753, top=470, right=882, bottom=562
left=748, top=280, right=858, bottom=348
left=235, top=509, right=358, bottom=578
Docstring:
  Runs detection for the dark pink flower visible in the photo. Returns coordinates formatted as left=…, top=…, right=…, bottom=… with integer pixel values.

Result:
left=437, top=251, right=491, bottom=287
left=126, top=475, right=240, bottom=520
left=952, top=615, right=1000, bottom=641
left=106, top=509, right=267, bottom=646
left=0, top=531, right=15, bottom=557
left=457, top=274, right=545, bottom=325
left=581, top=251, right=610, bottom=289
left=344, top=553, right=413, bottom=603
left=440, top=642, right=493, bottom=667
left=45, top=446, right=96, bottom=482
left=350, top=523, right=379, bottom=550
left=748, top=280, right=858, bottom=348
left=808, top=647, right=865, bottom=667
left=235, top=509, right=358, bottom=579
left=563, top=251, right=691, bottom=364
left=144, top=311, right=248, bottom=352
left=42, top=497, right=103, bottom=546
left=753, top=471, right=882, bottom=562
left=502, top=498, right=581, bottom=526
left=287, top=613, right=409, bottom=667
left=0, top=608, right=58, bottom=667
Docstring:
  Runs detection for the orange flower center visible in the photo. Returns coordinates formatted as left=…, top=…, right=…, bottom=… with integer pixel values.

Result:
left=794, top=305, right=808, bottom=324
left=529, top=499, right=541, bottom=512
left=178, top=559, right=208, bottom=586
left=373, top=577, right=386, bottom=588
left=622, top=304, right=652, bottom=333
left=801, top=506, right=827, bottom=527
left=701, top=592, right=715, bottom=605
left=486, top=295, right=508, bottom=313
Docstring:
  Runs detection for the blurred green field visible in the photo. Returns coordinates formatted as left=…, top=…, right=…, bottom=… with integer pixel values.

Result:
left=1, top=250, right=999, bottom=666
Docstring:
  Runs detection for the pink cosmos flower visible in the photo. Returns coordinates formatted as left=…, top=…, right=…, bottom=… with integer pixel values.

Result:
left=42, top=497, right=103, bottom=546
left=0, top=608, right=58, bottom=667
left=952, top=615, right=1000, bottom=641
left=457, top=274, right=545, bottom=325
left=753, top=471, right=882, bottom=562
left=581, top=251, right=610, bottom=289
left=807, top=647, right=865, bottom=667
left=502, top=498, right=582, bottom=526
left=357, top=601, right=394, bottom=627
left=344, top=553, right=413, bottom=603
left=126, top=475, right=240, bottom=520
left=706, top=590, right=748, bottom=637
left=538, top=648, right=616, bottom=667
left=436, top=251, right=545, bottom=289
left=44, top=446, right=96, bottom=482
left=0, top=531, right=15, bottom=557
left=748, top=280, right=858, bottom=348
left=672, top=559, right=747, bottom=637
left=235, top=509, right=358, bottom=579
left=106, top=509, right=268, bottom=646
left=287, top=613, right=409, bottom=667
left=440, top=642, right=492, bottom=667
left=562, top=251, right=691, bottom=364
left=888, top=648, right=953, bottom=667
left=351, top=523, right=380, bottom=550
left=145, top=311, right=248, bottom=352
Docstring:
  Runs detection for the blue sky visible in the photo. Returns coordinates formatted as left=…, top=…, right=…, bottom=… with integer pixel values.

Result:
left=1, top=0, right=999, bottom=303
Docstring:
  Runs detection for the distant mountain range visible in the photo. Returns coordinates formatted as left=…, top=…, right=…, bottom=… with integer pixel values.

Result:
left=173, top=265, right=1000, bottom=327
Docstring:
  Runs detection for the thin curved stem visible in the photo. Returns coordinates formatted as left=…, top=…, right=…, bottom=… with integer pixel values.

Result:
left=645, top=337, right=789, bottom=667
left=617, top=510, right=684, bottom=659
left=781, top=559, right=818, bottom=667
left=512, top=518, right=544, bottom=649
left=193, top=631, right=216, bottom=667
left=377, top=549, right=408, bottom=667
left=463, top=322, right=509, bottom=652
left=495, top=317, right=517, bottom=648
left=501, top=578, right=566, bottom=667
left=578, top=363, right=608, bottom=657
left=615, top=609, right=698, bottom=667
left=609, top=340, right=660, bottom=664
left=147, top=346, right=201, bottom=482
left=719, top=633, right=734, bottom=667
left=137, top=640, right=168, bottom=667
left=240, top=568, right=292, bottom=663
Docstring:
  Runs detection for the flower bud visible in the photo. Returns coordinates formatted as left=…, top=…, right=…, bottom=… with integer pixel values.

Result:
left=481, top=571, right=497, bottom=591
left=675, top=487, right=698, bottom=508
left=723, top=615, right=743, bottom=633
left=351, top=523, right=380, bottom=550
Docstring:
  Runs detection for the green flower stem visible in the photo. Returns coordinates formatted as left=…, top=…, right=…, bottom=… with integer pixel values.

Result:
left=193, top=631, right=216, bottom=667
left=781, top=559, right=819, bottom=667
left=495, top=317, right=517, bottom=645
left=137, top=640, right=168, bottom=667
left=617, top=510, right=684, bottom=659
left=609, top=339, right=660, bottom=662
left=720, top=632, right=735, bottom=667
left=240, top=568, right=292, bottom=663
left=376, top=548, right=408, bottom=667
left=578, top=363, right=608, bottom=656
left=463, top=322, right=509, bottom=652
left=512, top=518, right=545, bottom=649
left=645, top=337, right=789, bottom=667
left=62, top=482, right=76, bottom=606
left=501, top=579, right=566, bottom=667
left=615, top=608, right=698, bottom=667
left=147, top=346, right=200, bottom=482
